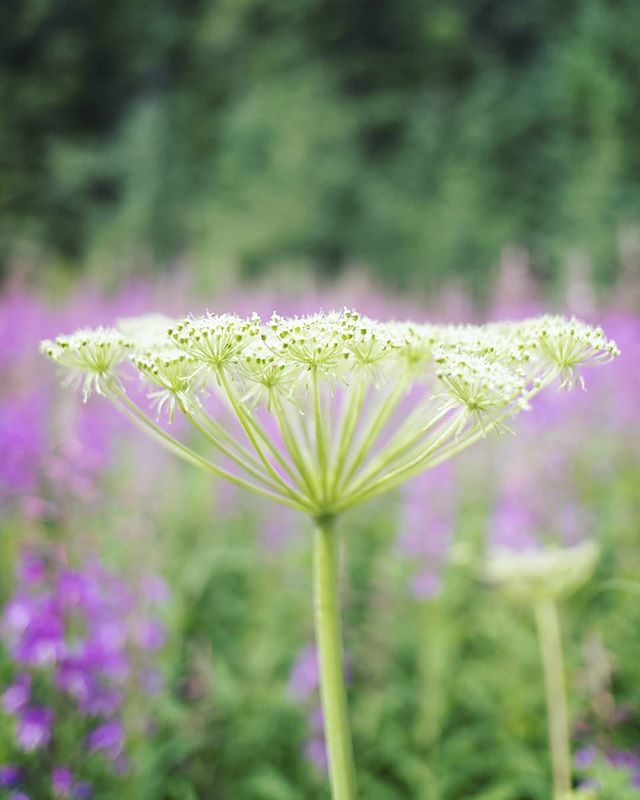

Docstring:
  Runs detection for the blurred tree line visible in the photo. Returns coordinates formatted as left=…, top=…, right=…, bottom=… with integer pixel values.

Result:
left=1, top=0, right=640, bottom=288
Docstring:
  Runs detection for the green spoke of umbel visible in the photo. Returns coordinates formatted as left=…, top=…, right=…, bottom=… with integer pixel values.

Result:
left=42, top=308, right=618, bottom=800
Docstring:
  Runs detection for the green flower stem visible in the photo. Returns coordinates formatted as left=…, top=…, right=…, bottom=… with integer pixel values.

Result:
left=534, top=598, right=572, bottom=800
left=314, top=516, right=358, bottom=800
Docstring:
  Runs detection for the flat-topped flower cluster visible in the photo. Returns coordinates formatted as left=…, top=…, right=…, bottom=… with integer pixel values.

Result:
left=41, top=310, right=618, bottom=517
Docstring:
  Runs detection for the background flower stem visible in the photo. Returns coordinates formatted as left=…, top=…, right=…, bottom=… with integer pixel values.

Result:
left=534, top=598, right=572, bottom=800
left=313, top=515, right=358, bottom=800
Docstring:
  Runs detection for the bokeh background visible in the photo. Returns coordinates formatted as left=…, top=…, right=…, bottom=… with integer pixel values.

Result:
left=1, top=2, right=640, bottom=799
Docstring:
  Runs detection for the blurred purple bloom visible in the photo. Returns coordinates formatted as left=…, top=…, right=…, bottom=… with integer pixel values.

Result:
left=610, top=751, right=640, bottom=786
left=12, top=603, right=65, bottom=667
left=410, top=570, right=442, bottom=601
left=304, top=736, right=328, bottom=772
left=489, top=500, right=538, bottom=552
left=9, top=792, right=30, bottom=800
left=87, top=720, right=124, bottom=761
left=2, top=674, right=31, bottom=714
left=139, top=667, right=164, bottom=696
left=16, top=706, right=53, bottom=752
left=73, top=781, right=93, bottom=799
left=52, top=766, right=74, bottom=797
left=134, top=619, right=165, bottom=652
left=398, top=464, right=456, bottom=598
left=3, top=595, right=35, bottom=634
left=574, top=746, right=596, bottom=769
left=0, top=392, right=48, bottom=497
left=56, top=569, right=100, bottom=612
left=81, top=685, right=123, bottom=717
left=0, top=765, right=22, bottom=787
left=308, top=704, right=324, bottom=731
left=141, top=575, right=170, bottom=606
left=288, top=645, right=319, bottom=700
left=19, top=554, right=47, bottom=585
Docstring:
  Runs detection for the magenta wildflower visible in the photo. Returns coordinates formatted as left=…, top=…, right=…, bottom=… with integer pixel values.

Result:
left=16, top=706, right=53, bottom=752
left=288, top=645, right=319, bottom=700
left=87, top=720, right=125, bottom=761
left=18, top=554, right=47, bottom=586
left=2, top=674, right=31, bottom=714
left=52, top=765, right=74, bottom=797
left=0, top=765, right=22, bottom=787
left=305, top=736, right=329, bottom=772
left=73, top=781, right=93, bottom=799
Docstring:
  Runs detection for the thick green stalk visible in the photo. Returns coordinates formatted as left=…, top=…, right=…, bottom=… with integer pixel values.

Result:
left=313, top=517, right=358, bottom=800
left=534, top=598, right=572, bottom=800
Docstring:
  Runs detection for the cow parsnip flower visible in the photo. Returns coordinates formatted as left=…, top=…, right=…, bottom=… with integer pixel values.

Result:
left=486, top=539, right=601, bottom=800
left=485, top=540, right=599, bottom=603
left=41, top=309, right=616, bottom=516
left=40, top=309, right=618, bottom=800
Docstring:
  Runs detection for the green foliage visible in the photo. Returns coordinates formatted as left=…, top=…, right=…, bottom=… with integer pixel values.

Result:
left=2, top=0, right=640, bottom=287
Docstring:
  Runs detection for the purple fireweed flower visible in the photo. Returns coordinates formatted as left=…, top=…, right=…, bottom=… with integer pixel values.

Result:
left=12, top=605, right=65, bottom=667
left=73, top=781, right=93, bottom=798
left=305, top=736, right=328, bottom=772
left=9, top=792, right=30, bottom=800
left=610, top=751, right=640, bottom=786
left=0, top=765, right=22, bottom=787
left=3, top=594, right=36, bottom=635
left=87, top=720, right=125, bottom=761
left=139, top=667, right=164, bottom=696
left=52, top=766, right=74, bottom=797
left=133, top=619, right=165, bottom=652
left=575, top=746, right=596, bottom=769
left=19, top=554, right=47, bottom=586
left=56, top=569, right=102, bottom=613
left=141, top=575, right=170, bottom=606
left=2, top=674, right=31, bottom=714
left=398, top=464, right=456, bottom=598
left=16, top=706, right=53, bottom=752
left=80, top=686, right=123, bottom=717
left=575, top=745, right=640, bottom=788
left=0, top=391, right=48, bottom=498
left=410, top=570, right=443, bottom=601
left=489, top=499, right=538, bottom=553
left=288, top=645, right=319, bottom=700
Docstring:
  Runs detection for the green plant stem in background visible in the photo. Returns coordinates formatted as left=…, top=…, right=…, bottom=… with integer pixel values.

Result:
left=534, top=598, right=572, bottom=800
left=313, top=516, right=358, bottom=800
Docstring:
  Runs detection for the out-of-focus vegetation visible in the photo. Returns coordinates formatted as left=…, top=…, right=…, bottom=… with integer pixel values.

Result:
left=2, top=0, right=640, bottom=289
left=1, top=272, right=639, bottom=798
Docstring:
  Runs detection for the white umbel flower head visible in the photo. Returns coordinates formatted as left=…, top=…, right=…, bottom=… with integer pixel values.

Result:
left=40, top=328, right=130, bottom=401
left=167, top=313, right=261, bottom=370
left=132, top=348, right=205, bottom=422
left=485, top=540, right=600, bottom=602
left=531, top=316, right=619, bottom=389
left=41, top=310, right=619, bottom=516
left=435, top=352, right=527, bottom=432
